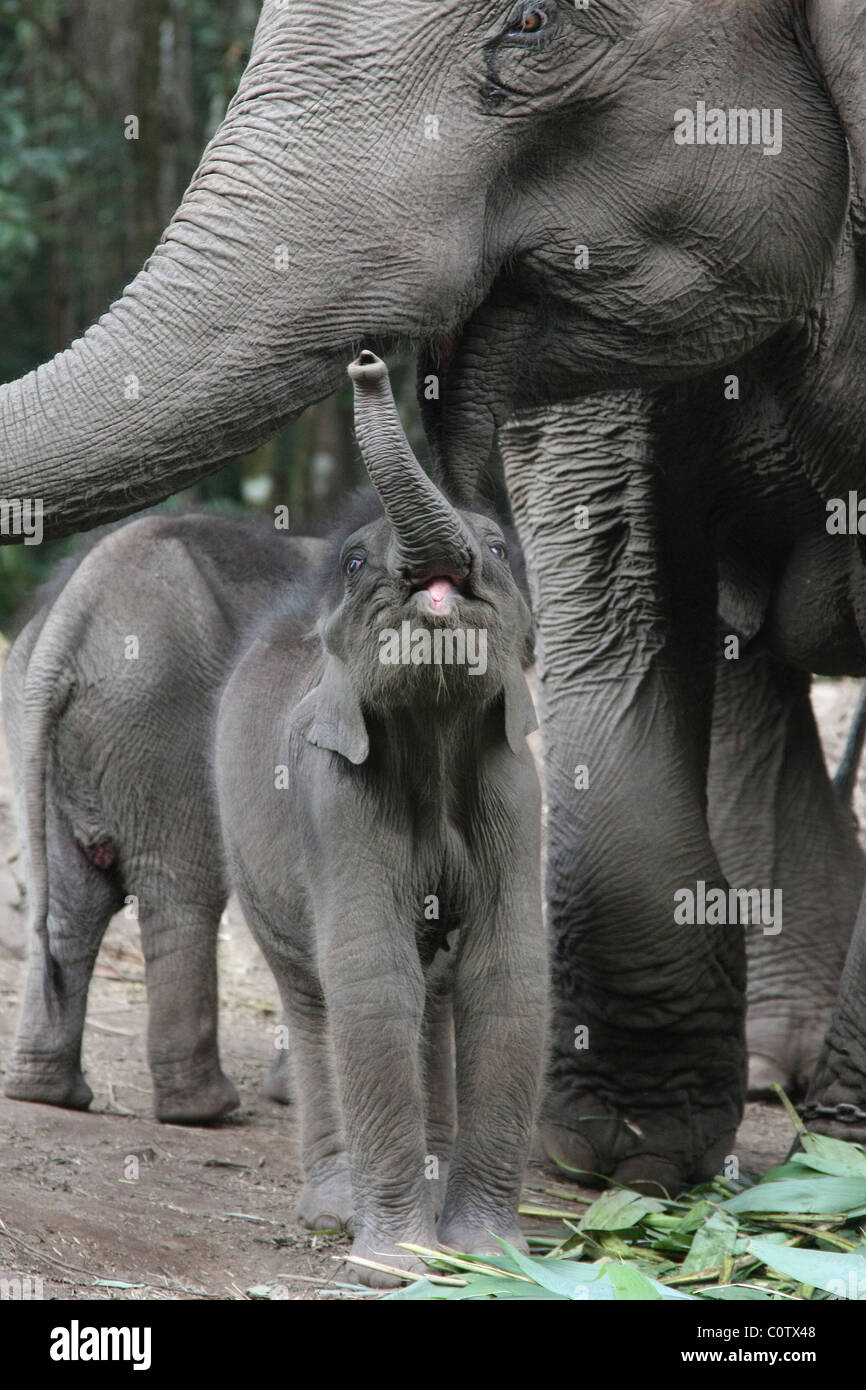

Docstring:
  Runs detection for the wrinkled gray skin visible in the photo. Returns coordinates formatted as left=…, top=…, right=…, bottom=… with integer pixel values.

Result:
left=498, top=379, right=866, bottom=1193
left=3, top=514, right=322, bottom=1121
left=215, top=355, right=546, bottom=1287
left=3, top=0, right=866, bottom=1188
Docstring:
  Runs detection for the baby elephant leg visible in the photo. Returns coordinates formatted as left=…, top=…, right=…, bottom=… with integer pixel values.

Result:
left=422, top=991, right=456, bottom=1219
left=5, top=804, right=119, bottom=1110
left=281, top=979, right=353, bottom=1234
left=322, top=918, right=436, bottom=1288
left=438, top=898, right=547, bottom=1255
left=135, top=882, right=238, bottom=1124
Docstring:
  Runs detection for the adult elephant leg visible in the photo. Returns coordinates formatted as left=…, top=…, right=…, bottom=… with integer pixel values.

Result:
left=134, top=877, right=238, bottom=1124
left=708, top=651, right=863, bottom=1099
left=502, top=397, right=745, bottom=1194
left=4, top=802, right=120, bottom=1109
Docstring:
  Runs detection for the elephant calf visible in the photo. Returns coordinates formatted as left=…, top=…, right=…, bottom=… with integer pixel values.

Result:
left=3, top=512, right=323, bottom=1121
left=215, top=353, right=547, bottom=1286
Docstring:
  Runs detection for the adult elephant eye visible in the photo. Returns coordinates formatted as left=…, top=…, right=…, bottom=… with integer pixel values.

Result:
left=345, top=556, right=366, bottom=578
left=508, top=6, right=550, bottom=36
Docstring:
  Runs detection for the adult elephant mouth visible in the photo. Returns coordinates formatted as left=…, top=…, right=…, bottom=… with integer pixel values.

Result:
left=426, top=330, right=462, bottom=382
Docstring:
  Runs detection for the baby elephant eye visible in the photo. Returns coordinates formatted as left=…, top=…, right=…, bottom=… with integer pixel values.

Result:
left=344, top=555, right=366, bottom=578
left=489, top=542, right=508, bottom=561
left=509, top=6, right=549, bottom=36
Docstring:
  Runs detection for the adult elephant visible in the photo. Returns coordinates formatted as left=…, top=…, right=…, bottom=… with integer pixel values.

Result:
left=3, top=0, right=866, bottom=1189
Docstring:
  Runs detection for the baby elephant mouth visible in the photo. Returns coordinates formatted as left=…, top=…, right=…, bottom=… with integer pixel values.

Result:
left=408, top=572, right=468, bottom=613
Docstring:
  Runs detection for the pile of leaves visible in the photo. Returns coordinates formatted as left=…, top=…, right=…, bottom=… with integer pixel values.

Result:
left=378, top=1107, right=866, bottom=1301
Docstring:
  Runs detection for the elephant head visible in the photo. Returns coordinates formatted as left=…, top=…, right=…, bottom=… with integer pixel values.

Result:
left=1, top=0, right=865, bottom=530
left=292, top=352, right=536, bottom=757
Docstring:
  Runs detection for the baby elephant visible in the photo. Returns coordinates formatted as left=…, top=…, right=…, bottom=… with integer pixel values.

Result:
left=3, top=512, right=322, bottom=1121
left=215, top=352, right=547, bottom=1285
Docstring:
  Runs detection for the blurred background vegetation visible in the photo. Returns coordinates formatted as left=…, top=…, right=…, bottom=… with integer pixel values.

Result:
left=0, top=0, right=421, bottom=629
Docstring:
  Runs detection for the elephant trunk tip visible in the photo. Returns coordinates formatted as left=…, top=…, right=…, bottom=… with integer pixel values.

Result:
left=348, top=350, right=388, bottom=387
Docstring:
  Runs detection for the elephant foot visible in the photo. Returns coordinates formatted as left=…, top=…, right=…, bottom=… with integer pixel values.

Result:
left=4, top=1055, right=93, bottom=1112
left=264, top=1049, right=293, bottom=1105
left=540, top=1081, right=740, bottom=1197
left=152, top=1064, right=240, bottom=1125
left=437, top=1217, right=526, bottom=1258
left=296, top=1158, right=354, bottom=1233
left=800, top=1038, right=866, bottom=1147
left=746, top=1009, right=831, bottom=1101
left=344, top=1231, right=432, bottom=1289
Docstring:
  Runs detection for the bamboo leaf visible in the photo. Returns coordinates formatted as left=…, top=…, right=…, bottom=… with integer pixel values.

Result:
left=681, top=1209, right=740, bottom=1275
left=580, top=1189, right=666, bottom=1232
left=747, top=1238, right=866, bottom=1299
left=723, top=1178, right=866, bottom=1216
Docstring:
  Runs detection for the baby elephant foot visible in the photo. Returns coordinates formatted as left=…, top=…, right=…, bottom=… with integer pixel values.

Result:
left=4, top=1052, right=93, bottom=1111
left=152, top=1063, right=240, bottom=1125
left=437, top=1217, right=526, bottom=1259
left=296, top=1158, right=354, bottom=1233
left=345, top=1232, right=431, bottom=1290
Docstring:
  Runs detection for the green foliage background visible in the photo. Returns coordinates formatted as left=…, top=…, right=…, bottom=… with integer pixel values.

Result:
left=0, top=0, right=420, bottom=629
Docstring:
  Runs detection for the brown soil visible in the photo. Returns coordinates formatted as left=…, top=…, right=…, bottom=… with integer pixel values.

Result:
left=0, top=665, right=862, bottom=1301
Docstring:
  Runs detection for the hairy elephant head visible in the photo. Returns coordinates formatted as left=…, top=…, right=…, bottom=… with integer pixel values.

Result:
left=291, top=353, right=536, bottom=759
left=1, top=0, right=864, bottom=530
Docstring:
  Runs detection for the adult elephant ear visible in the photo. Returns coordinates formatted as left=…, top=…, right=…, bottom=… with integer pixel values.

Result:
left=808, top=1, right=866, bottom=188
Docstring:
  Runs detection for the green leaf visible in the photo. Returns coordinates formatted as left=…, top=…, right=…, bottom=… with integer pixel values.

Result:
left=723, top=1177, right=866, bottom=1215
left=681, top=1208, right=740, bottom=1275
left=605, top=1264, right=661, bottom=1300
left=792, top=1133, right=866, bottom=1178
left=580, top=1189, right=666, bottom=1231
left=490, top=1238, right=612, bottom=1299
left=671, top=1200, right=717, bottom=1236
left=761, top=1162, right=813, bottom=1183
left=747, top=1239, right=866, bottom=1298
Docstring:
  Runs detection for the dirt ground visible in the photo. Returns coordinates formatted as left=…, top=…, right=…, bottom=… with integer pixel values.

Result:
left=0, top=661, right=861, bottom=1301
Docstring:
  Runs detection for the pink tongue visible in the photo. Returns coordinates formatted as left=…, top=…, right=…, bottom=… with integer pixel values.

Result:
left=425, top=578, right=456, bottom=605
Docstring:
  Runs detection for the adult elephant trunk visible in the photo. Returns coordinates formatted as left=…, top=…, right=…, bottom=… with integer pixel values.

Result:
left=0, top=230, right=345, bottom=538
left=349, top=352, right=475, bottom=583
left=0, top=7, right=498, bottom=543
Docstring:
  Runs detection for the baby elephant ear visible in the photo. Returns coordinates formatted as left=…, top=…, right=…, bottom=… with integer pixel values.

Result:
left=289, top=658, right=369, bottom=765
left=503, top=664, right=539, bottom=758
left=808, top=1, right=866, bottom=190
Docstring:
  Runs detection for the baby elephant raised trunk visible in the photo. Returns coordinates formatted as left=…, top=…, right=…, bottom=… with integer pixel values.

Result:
left=348, top=351, right=477, bottom=584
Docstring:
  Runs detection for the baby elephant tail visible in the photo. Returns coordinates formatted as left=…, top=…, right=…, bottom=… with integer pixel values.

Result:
left=20, top=598, right=86, bottom=1008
